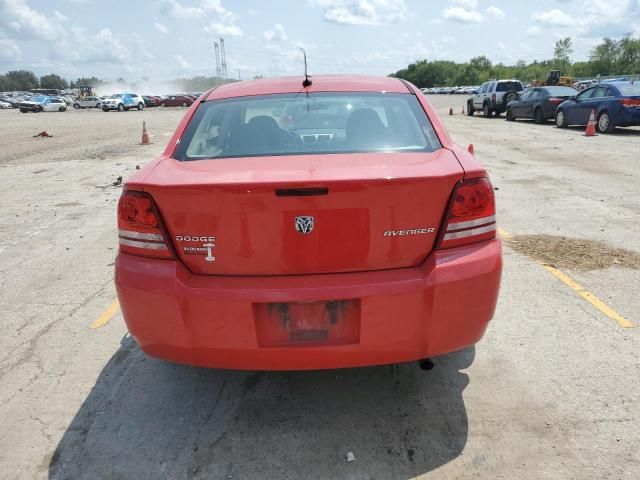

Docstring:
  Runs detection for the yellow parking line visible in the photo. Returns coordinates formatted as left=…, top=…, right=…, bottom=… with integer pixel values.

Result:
left=498, top=229, right=635, bottom=328
left=541, top=265, right=634, bottom=328
left=497, top=227, right=513, bottom=241
left=90, top=300, right=120, bottom=329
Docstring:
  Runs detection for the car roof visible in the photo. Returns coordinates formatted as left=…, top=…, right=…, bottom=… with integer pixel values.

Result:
left=206, top=75, right=409, bottom=101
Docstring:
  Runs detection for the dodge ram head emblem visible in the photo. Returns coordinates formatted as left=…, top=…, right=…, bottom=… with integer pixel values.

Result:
left=295, top=216, right=314, bottom=234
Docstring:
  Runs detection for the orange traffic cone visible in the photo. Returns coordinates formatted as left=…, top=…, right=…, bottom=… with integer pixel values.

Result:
left=140, top=121, right=151, bottom=144
left=584, top=109, right=597, bottom=136
left=449, top=108, right=454, bottom=115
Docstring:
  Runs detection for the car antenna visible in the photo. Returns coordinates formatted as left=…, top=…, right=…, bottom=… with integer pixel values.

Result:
left=300, top=48, right=312, bottom=87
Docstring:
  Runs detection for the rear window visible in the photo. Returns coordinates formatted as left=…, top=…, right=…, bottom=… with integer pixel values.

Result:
left=615, top=82, right=640, bottom=96
left=497, top=81, right=523, bottom=92
left=543, top=86, right=577, bottom=96
left=173, top=92, right=441, bottom=161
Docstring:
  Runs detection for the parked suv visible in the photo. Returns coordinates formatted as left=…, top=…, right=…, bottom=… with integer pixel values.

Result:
left=468, top=80, right=524, bottom=117
left=102, top=93, right=145, bottom=112
left=19, top=95, right=67, bottom=113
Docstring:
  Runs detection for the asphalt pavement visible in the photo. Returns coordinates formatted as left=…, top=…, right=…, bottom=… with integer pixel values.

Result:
left=0, top=100, right=638, bottom=479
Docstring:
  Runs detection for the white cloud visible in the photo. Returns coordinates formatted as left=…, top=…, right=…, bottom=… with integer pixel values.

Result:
left=205, top=22, right=242, bottom=36
left=531, top=9, right=573, bottom=27
left=0, top=0, right=64, bottom=41
left=202, top=0, right=227, bottom=15
left=579, top=0, right=640, bottom=37
left=0, top=39, right=21, bottom=61
left=264, top=24, right=288, bottom=42
left=443, top=6, right=483, bottom=23
left=53, top=10, right=68, bottom=22
left=310, top=0, right=408, bottom=26
left=154, top=22, right=168, bottom=34
left=485, top=6, right=505, bottom=19
left=159, top=0, right=206, bottom=18
left=449, top=0, right=478, bottom=8
left=173, top=54, right=191, bottom=68
left=526, top=25, right=541, bottom=36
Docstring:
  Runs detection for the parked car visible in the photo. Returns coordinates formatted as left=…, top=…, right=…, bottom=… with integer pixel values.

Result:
left=159, top=95, right=194, bottom=107
left=0, top=100, right=12, bottom=109
left=142, top=95, right=160, bottom=107
left=19, top=96, right=67, bottom=112
left=468, top=79, right=524, bottom=118
left=506, top=86, right=578, bottom=123
left=73, top=96, right=102, bottom=109
left=555, top=81, right=640, bottom=133
left=114, top=75, right=502, bottom=370
left=102, top=93, right=145, bottom=111
left=0, top=96, right=20, bottom=108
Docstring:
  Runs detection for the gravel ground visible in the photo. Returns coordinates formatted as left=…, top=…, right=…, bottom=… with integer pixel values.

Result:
left=0, top=107, right=180, bottom=166
left=0, top=97, right=639, bottom=480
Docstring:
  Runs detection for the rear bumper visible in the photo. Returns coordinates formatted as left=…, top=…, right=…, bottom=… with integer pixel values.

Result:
left=616, top=109, right=640, bottom=126
left=115, top=239, right=502, bottom=370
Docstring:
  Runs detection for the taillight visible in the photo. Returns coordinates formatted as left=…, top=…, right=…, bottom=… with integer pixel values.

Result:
left=621, top=98, right=640, bottom=108
left=117, top=190, right=173, bottom=259
left=437, top=177, right=496, bottom=249
left=548, top=97, right=564, bottom=105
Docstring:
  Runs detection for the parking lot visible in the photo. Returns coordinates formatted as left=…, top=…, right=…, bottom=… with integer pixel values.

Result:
left=1, top=95, right=639, bottom=479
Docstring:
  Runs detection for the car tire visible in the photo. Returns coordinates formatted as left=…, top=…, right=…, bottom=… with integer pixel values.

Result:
left=20, top=108, right=27, bottom=113
left=35, top=105, right=42, bottom=113
left=73, top=103, right=80, bottom=109
left=137, top=103, right=144, bottom=111
left=483, top=103, right=491, bottom=118
left=555, top=109, right=568, bottom=128
left=59, top=107, right=66, bottom=112
left=467, top=101, right=474, bottom=116
left=504, top=91, right=518, bottom=105
left=534, top=108, right=544, bottom=124
left=506, top=108, right=515, bottom=121
left=102, top=108, right=109, bottom=112
left=597, top=111, right=615, bottom=133
left=117, top=103, right=124, bottom=112
left=494, top=110, right=501, bottom=117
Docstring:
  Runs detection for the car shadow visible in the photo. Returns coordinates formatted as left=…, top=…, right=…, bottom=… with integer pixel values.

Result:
left=566, top=125, right=640, bottom=135
left=49, top=336, right=474, bottom=480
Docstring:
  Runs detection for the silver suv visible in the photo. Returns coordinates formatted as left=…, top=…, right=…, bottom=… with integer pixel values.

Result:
left=467, top=80, right=524, bottom=118
left=101, top=93, right=145, bottom=112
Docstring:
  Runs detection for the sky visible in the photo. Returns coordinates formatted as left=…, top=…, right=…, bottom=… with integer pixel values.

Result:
left=1, top=0, right=639, bottom=82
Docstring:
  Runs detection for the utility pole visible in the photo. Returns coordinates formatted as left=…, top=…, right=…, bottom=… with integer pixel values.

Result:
left=214, top=41, right=221, bottom=77
left=220, top=37, right=227, bottom=79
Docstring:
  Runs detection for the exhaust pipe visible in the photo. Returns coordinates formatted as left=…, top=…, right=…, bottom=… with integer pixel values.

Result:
left=418, top=358, right=434, bottom=371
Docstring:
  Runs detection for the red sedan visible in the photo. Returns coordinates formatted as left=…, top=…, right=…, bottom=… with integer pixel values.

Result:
left=115, top=75, right=502, bottom=370
left=159, top=95, right=194, bottom=107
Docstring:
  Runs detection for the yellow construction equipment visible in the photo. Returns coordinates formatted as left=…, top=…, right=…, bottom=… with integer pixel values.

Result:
left=532, top=70, right=575, bottom=87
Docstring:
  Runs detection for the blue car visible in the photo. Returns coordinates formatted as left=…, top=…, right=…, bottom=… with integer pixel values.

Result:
left=555, top=81, right=640, bottom=133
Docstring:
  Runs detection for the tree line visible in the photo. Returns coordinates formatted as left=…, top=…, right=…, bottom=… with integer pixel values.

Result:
left=0, top=71, right=107, bottom=91
left=2, top=35, right=639, bottom=92
left=390, top=35, right=640, bottom=88
left=0, top=71, right=233, bottom=92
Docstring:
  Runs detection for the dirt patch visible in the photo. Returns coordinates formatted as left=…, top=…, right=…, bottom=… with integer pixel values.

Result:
left=505, top=234, right=640, bottom=271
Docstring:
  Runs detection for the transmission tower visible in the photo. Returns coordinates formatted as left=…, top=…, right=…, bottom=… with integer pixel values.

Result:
left=214, top=42, right=222, bottom=77
left=220, top=37, right=227, bottom=78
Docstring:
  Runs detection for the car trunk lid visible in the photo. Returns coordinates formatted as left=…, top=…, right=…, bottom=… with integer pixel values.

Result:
left=142, top=150, right=463, bottom=275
